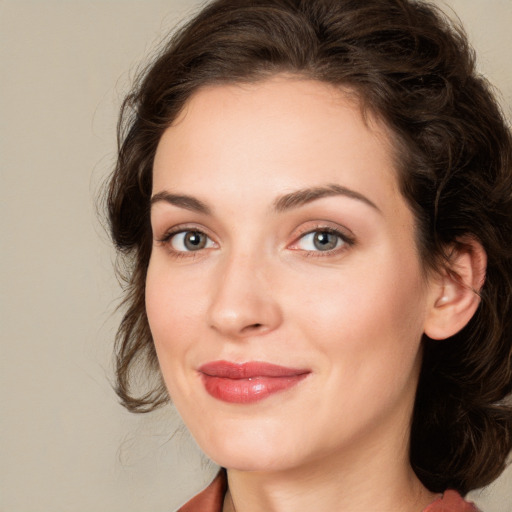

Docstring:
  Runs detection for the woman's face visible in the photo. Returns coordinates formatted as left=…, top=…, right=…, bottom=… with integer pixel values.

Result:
left=147, top=77, right=438, bottom=473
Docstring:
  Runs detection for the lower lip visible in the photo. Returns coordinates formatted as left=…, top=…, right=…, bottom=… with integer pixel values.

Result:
left=200, top=374, right=308, bottom=404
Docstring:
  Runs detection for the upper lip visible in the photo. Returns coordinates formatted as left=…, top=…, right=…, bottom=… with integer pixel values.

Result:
left=198, top=360, right=310, bottom=379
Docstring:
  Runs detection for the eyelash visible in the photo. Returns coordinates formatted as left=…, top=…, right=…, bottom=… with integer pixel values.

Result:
left=290, top=226, right=355, bottom=258
left=155, top=225, right=355, bottom=259
left=156, top=225, right=216, bottom=259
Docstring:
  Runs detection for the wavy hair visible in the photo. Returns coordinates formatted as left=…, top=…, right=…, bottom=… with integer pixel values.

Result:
left=106, top=0, right=512, bottom=495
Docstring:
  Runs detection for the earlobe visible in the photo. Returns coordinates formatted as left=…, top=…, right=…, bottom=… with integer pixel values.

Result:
left=424, top=238, right=487, bottom=341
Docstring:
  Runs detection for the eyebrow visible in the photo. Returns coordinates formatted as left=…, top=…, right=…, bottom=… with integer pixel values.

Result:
left=150, top=183, right=380, bottom=216
left=150, top=191, right=211, bottom=215
left=273, top=184, right=380, bottom=213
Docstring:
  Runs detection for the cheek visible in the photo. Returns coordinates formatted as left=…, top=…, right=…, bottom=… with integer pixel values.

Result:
left=290, top=260, right=426, bottom=434
left=144, top=258, right=207, bottom=392
left=297, top=252, right=424, bottom=322
left=146, top=256, right=207, bottom=338
left=289, top=249, right=427, bottom=376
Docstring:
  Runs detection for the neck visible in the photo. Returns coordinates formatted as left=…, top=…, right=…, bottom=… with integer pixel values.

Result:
left=222, top=406, right=437, bottom=512
left=224, top=450, right=436, bottom=512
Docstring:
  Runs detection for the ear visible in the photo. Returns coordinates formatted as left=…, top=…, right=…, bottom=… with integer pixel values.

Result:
left=424, top=237, right=487, bottom=340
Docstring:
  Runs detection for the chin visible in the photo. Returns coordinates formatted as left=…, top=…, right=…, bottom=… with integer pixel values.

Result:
left=192, top=418, right=307, bottom=472
left=207, top=447, right=299, bottom=473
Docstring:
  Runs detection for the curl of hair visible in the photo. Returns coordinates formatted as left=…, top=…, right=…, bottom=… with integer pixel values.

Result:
left=106, top=0, right=512, bottom=494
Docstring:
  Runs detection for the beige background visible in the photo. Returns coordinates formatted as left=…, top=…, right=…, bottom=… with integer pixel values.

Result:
left=1, top=1, right=511, bottom=511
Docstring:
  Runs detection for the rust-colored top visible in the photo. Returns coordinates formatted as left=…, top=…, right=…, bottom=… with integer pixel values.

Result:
left=177, top=471, right=480, bottom=511
left=423, top=490, right=480, bottom=512
left=178, top=471, right=227, bottom=512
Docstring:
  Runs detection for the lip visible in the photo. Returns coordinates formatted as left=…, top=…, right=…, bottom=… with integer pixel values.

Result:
left=198, top=361, right=310, bottom=404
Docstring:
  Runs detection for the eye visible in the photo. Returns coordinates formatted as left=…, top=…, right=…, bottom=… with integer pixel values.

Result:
left=295, top=229, right=347, bottom=252
left=169, top=230, right=215, bottom=252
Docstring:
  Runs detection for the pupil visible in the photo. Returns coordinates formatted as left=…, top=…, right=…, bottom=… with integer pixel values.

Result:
left=314, top=231, right=337, bottom=251
left=185, top=232, right=205, bottom=250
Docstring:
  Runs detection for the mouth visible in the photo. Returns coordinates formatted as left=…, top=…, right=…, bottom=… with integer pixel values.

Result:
left=198, top=361, right=311, bottom=404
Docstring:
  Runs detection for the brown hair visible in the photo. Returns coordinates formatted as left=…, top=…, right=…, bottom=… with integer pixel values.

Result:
left=106, top=0, right=512, bottom=495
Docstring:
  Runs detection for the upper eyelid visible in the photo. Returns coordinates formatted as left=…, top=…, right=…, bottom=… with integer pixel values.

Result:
left=171, top=230, right=215, bottom=250
left=294, top=230, right=352, bottom=246
left=155, top=228, right=217, bottom=257
left=154, top=223, right=214, bottom=242
left=292, top=222, right=355, bottom=242
left=153, top=221, right=356, bottom=249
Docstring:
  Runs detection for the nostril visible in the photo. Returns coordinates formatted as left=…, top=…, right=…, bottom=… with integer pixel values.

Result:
left=244, top=323, right=263, bottom=332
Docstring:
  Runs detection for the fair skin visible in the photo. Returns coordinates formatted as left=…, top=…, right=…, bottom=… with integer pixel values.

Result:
left=146, top=76, right=484, bottom=512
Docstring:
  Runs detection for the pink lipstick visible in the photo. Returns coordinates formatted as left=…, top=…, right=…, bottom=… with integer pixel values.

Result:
left=198, top=361, right=310, bottom=403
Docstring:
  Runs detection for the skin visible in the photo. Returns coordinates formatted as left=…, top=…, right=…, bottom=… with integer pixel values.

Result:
left=146, top=76, right=445, bottom=511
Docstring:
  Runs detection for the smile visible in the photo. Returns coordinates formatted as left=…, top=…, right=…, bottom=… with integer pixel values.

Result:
left=198, top=361, right=311, bottom=404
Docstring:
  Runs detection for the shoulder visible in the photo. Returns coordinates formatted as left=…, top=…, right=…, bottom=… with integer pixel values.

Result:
left=176, top=474, right=480, bottom=512
left=176, top=470, right=227, bottom=512
left=423, top=490, right=480, bottom=512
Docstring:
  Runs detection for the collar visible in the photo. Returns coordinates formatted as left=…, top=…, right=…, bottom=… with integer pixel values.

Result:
left=177, top=470, right=479, bottom=512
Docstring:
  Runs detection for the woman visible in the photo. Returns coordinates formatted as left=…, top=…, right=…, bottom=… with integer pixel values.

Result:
left=106, top=0, right=512, bottom=510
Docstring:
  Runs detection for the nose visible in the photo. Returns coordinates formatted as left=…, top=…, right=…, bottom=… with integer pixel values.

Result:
left=207, top=252, right=283, bottom=339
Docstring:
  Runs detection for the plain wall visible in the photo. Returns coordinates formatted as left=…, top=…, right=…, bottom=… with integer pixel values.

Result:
left=1, top=1, right=511, bottom=511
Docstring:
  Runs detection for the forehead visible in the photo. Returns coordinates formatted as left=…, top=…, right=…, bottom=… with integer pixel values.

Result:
left=152, top=76, right=401, bottom=212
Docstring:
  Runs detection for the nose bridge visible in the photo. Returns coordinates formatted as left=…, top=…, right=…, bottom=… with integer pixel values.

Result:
left=207, top=245, right=282, bottom=337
